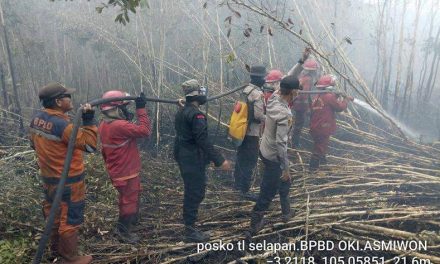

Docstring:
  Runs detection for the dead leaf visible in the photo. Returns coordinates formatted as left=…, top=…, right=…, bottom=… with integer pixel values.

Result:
left=288, top=18, right=294, bottom=25
left=203, top=2, right=207, bottom=8
left=224, top=16, right=232, bottom=24
left=260, top=25, right=264, bottom=33
left=243, top=28, right=251, bottom=37
left=268, top=27, right=273, bottom=36
left=245, top=64, right=251, bottom=72
left=227, top=28, right=231, bottom=38
left=227, top=2, right=241, bottom=18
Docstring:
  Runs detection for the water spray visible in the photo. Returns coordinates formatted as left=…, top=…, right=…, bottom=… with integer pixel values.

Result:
left=297, top=89, right=421, bottom=140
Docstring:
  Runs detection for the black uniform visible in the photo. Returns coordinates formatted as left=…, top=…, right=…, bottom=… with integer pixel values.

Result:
left=174, top=104, right=225, bottom=226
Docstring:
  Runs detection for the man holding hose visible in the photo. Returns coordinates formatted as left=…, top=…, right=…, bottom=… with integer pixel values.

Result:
left=30, top=82, right=97, bottom=264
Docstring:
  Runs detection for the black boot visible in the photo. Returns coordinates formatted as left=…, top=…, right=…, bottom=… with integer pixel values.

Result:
left=114, top=215, right=140, bottom=244
left=184, top=225, right=210, bottom=243
left=249, top=211, right=265, bottom=235
left=309, top=155, right=320, bottom=172
left=280, top=196, right=292, bottom=223
left=130, top=211, right=143, bottom=232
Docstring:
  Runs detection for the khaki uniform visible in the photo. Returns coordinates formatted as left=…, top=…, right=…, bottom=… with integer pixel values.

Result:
left=254, top=93, right=293, bottom=215
left=260, top=93, right=294, bottom=170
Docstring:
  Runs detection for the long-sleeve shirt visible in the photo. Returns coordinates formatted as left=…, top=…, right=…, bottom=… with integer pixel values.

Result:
left=310, top=92, right=348, bottom=136
left=243, top=84, right=265, bottom=137
left=288, top=62, right=315, bottom=112
left=287, top=62, right=303, bottom=78
left=99, top=108, right=151, bottom=181
left=174, top=104, right=225, bottom=167
left=259, top=93, right=294, bottom=171
left=29, top=108, right=97, bottom=178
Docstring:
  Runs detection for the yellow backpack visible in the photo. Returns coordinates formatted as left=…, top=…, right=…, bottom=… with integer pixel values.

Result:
left=228, top=87, right=256, bottom=147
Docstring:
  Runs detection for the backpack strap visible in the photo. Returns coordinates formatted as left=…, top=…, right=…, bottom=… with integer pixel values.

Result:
left=243, top=86, right=259, bottom=124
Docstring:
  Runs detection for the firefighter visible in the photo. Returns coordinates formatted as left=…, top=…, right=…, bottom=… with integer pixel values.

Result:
left=233, top=66, right=267, bottom=201
left=30, top=82, right=97, bottom=264
left=309, top=75, right=353, bottom=171
left=249, top=75, right=300, bottom=235
left=174, top=79, right=231, bottom=242
left=98, top=90, right=151, bottom=244
left=287, top=48, right=319, bottom=148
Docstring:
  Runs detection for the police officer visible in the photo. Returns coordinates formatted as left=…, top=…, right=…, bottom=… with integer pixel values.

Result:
left=174, top=79, right=231, bottom=242
left=249, top=75, right=300, bottom=235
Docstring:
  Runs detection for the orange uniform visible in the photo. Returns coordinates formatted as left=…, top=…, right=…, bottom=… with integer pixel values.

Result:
left=30, top=108, right=97, bottom=235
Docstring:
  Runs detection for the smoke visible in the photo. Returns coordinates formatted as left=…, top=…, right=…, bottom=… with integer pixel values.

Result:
left=352, top=99, right=422, bottom=141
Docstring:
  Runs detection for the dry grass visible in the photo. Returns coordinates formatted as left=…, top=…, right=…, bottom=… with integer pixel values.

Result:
left=1, top=113, right=439, bottom=263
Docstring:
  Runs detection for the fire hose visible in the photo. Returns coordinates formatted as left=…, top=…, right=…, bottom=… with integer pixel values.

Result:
left=298, top=88, right=353, bottom=100
left=32, top=85, right=247, bottom=264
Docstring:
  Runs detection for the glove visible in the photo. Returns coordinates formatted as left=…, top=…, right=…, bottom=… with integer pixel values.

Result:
left=135, top=92, right=147, bottom=109
left=299, top=47, right=311, bottom=63
left=82, top=109, right=96, bottom=126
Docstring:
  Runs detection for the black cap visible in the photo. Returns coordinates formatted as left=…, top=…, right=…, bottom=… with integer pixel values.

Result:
left=38, top=82, right=76, bottom=100
left=249, top=65, right=267, bottom=77
left=280, top=75, right=300, bottom=90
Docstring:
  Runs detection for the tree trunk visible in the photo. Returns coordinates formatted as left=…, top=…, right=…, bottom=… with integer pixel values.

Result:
left=392, top=0, right=407, bottom=116
left=400, top=0, right=422, bottom=120
left=0, top=1, right=24, bottom=133
left=382, top=0, right=397, bottom=110
left=371, top=0, right=387, bottom=95
left=155, top=0, right=167, bottom=153
left=422, top=27, right=440, bottom=103
left=416, top=0, right=438, bottom=107
left=0, top=64, right=8, bottom=119
left=425, top=52, right=440, bottom=101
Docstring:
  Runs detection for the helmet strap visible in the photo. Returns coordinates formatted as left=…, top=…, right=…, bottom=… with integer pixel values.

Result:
left=119, top=105, right=134, bottom=121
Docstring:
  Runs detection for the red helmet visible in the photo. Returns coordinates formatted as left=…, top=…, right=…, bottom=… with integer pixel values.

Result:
left=303, top=59, right=319, bottom=71
left=265, top=69, right=284, bottom=83
left=100, top=90, right=130, bottom=111
left=316, top=74, right=336, bottom=89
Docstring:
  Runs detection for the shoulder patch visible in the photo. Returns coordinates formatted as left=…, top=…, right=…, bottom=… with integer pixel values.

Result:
left=196, top=114, right=205, bottom=119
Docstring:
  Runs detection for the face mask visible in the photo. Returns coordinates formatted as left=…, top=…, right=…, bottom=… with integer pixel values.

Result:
left=195, top=95, right=207, bottom=105
left=251, top=77, right=266, bottom=88
left=119, top=105, right=134, bottom=121
left=263, top=83, right=274, bottom=92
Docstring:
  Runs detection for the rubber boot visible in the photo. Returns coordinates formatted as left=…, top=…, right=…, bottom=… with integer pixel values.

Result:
left=50, top=227, right=59, bottom=255
left=133, top=193, right=141, bottom=225
left=249, top=211, right=265, bottom=235
left=239, top=191, right=258, bottom=202
left=114, top=215, right=140, bottom=244
left=47, top=227, right=60, bottom=261
left=130, top=203, right=144, bottom=231
left=309, top=155, right=320, bottom=172
left=184, top=225, right=210, bottom=243
left=58, top=231, right=92, bottom=264
left=280, top=195, right=292, bottom=223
